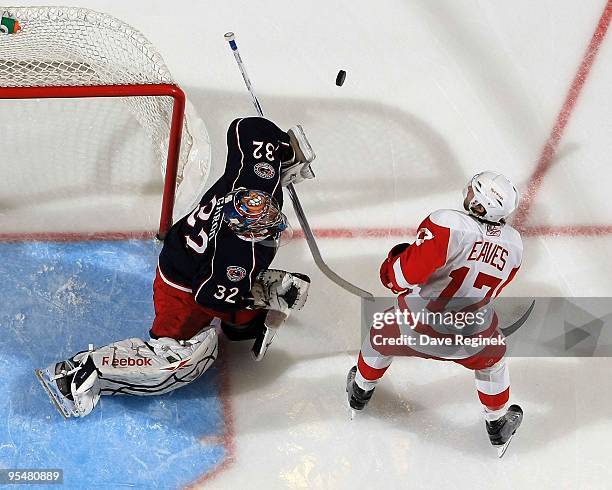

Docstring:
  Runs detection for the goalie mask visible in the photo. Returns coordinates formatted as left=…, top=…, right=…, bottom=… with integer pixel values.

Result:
left=223, top=188, right=287, bottom=242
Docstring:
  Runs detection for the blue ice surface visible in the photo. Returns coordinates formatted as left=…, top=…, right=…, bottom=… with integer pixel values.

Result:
left=0, top=240, right=227, bottom=489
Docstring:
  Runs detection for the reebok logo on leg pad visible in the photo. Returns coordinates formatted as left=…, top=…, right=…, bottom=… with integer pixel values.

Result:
left=101, top=357, right=153, bottom=367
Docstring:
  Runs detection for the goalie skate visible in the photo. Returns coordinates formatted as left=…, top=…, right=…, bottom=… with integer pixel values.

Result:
left=35, top=364, right=79, bottom=419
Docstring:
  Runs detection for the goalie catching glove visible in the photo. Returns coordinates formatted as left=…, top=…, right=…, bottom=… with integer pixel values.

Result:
left=281, top=125, right=316, bottom=187
left=251, top=269, right=310, bottom=319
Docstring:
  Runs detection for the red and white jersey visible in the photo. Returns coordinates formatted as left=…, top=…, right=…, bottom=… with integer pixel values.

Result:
left=381, top=209, right=522, bottom=352
left=388, top=209, right=522, bottom=299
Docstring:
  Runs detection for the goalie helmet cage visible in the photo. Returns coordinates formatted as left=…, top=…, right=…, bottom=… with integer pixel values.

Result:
left=0, top=6, right=211, bottom=239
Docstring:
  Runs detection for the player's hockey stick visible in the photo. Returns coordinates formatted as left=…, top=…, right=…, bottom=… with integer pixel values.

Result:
left=224, top=32, right=374, bottom=299
left=499, top=299, right=536, bottom=337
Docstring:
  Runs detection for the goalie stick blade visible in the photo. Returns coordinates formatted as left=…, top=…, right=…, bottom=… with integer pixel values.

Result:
left=251, top=324, right=278, bottom=362
left=35, top=368, right=77, bottom=419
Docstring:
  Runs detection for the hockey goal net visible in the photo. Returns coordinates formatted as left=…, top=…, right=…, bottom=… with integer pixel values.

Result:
left=0, top=6, right=211, bottom=239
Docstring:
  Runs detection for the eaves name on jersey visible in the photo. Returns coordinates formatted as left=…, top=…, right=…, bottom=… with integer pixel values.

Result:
left=384, top=209, right=523, bottom=340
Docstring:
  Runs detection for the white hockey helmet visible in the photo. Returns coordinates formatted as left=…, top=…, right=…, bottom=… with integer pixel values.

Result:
left=463, top=171, right=519, bottom=224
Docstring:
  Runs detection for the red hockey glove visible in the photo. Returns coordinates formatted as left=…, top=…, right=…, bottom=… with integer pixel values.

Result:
left=380, top=242, right=413, bottom=294
left=387, top=242, right=411, bottom=260
left=379, top=258, right=408, bottom=294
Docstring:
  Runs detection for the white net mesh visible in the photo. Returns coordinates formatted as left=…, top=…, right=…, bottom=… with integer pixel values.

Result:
left=0, top=7, right=175, bottom=87
left=0, top=6, right=210, bottom=235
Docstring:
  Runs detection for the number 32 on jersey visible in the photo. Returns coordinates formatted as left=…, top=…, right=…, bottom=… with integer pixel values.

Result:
left=213, top=284, right=239, bottom=303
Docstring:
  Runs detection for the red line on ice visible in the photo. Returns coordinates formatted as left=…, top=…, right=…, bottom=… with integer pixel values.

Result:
left=185, top=339, right=236, bottom=489
left=3, top=224, right=612, bottom=244
left=183, top=4, right=612, bottom=483
left=290, top=225, right=612, bottom=239
left=513, top=0, right=612, bottom=230
left=0, top=231, right=157, bottom=242
left=3, top=4, right=612, bottom=488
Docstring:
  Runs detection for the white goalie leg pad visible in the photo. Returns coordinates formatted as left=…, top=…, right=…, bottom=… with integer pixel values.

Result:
left=281, top=125, right=316, bottom=187
left=92, top=327, right=218, bottom=397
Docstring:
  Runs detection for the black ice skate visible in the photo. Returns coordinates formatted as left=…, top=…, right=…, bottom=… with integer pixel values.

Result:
left=346, top=366, right=375, bottom=416
left=486, top=404, right=523, bottom=458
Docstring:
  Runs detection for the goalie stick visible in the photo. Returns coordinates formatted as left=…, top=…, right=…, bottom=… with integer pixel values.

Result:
left=224, top=32, right=374, bottom=300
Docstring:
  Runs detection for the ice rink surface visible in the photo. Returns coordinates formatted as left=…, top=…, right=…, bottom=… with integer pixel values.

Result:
left=1, top=0, right=612, bottom=488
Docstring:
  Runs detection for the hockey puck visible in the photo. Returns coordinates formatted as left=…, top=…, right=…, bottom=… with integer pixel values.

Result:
left=336, top=70, right=346, bottom=86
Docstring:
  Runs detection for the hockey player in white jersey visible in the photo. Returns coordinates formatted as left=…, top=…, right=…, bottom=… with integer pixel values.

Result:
left=347, top=171, right=524, bottom=456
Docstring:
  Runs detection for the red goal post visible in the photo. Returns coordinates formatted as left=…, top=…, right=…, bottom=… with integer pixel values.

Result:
left=0, top=7, right=211, bottom=239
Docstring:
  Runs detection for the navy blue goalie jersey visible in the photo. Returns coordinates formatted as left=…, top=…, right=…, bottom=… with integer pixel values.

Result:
left=158, top=117, right=292, bottom=311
